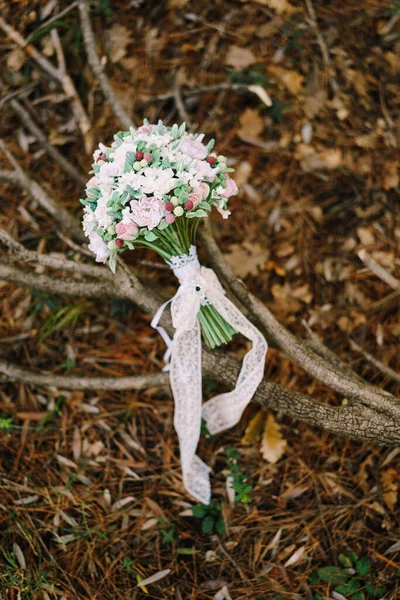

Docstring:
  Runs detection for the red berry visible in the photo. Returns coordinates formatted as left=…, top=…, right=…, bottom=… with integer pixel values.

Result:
left=143, top=152, right=152, bottom=163
left=184, top=200, right=194, bottom=210
left=135, top=150, right=144, bottom=160
left=207, top=156, right=216, bottom=165
left=96, top=152, right=107, bottom=162
left=115, top=238, right=124, bottom=247
left=166, top=214, right=175, bottom=224
left=165, top=202, right=174, bottom=212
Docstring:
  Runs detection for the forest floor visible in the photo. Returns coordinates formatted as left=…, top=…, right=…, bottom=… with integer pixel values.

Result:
left=0, top=0, right=399, bottom=598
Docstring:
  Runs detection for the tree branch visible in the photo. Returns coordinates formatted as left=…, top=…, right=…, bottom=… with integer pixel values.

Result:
left=198, top=224, right=400, bottom=418
left=0, top=77, right=86, bottom=187
left=350, top=339, right=400, bottom=385
left=0, top=167, right=85, bottom=243
left=77, top=0, right=134, bottom=131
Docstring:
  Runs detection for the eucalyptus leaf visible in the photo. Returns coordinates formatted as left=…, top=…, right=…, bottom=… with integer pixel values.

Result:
left=144, top=230, right=158, bottom=242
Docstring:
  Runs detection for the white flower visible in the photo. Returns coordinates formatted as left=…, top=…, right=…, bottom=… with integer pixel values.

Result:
left=139, top=167, right=177, bottom=196
left=194, top=159, right=216, bottom=181
left=137, top=132, right=172, bottom=148
left=82, top=206, right=98, bottom=235
left=96, top=161, right=121, bottom=192
left=88, top=231, right=110, bottom=263
left=110, top=141, right=137, bottom=166
left=94, top=195, right=113, bottom=229
left=216, top=206, right=231, bottom=219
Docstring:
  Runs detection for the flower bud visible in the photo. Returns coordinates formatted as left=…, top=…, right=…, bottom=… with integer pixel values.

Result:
left=173, top=206, right=184, bottom=217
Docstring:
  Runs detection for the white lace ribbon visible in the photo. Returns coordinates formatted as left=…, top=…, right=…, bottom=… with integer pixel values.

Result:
left=151, top=246, right=268, bottom=504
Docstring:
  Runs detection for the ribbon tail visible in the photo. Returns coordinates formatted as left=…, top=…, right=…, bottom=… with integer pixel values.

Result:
left=170, top=319, right=211, bottom=505
left=151, top=298, right=174, bottom=370
left=201, top=279, right=268, bottom=435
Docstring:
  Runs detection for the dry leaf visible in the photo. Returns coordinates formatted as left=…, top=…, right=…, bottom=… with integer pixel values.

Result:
left=357, top=227, right=375, bottom=246
left=225, top=241, right=269, bottom=278
left=381, top=469, right=398, bottom=511
left=248, top=0, right=296, bottom=14
left=242, top=409, right=265, bottom=444
left=237, top=108, right=264, bottom=139
left=383, top=162, right=399, bottom=190
left=225, top=45, right=256, bottom=68
left=234, top=161, right=253, bottom=187
left=247, top=84, right=272, bottom=106
left=107, top=24, right=132, bottom=63
left=284, top=545, right=306, bottom=567
left=269, top=65, right=304, bottom=94
left=7, top=48, right=26, bottom=71
left=261, top=413, right=287, bottom=463
left=137, top=568, right=171, bottom=588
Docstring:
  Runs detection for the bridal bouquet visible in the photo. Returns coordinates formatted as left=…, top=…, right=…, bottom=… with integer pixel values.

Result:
left=81, top=119, right=237, bottom=350
left=81, top=120, right=267, bottom=504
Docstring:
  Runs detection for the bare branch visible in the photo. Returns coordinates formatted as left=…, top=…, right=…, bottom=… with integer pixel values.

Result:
left=0, top=358, right=169, bottom=391
left=0, top=227, right=111, bottom=280
left=358, top=249, right=400, bottom=291
left=0, top=78, right=86, bottom=186
left=77, top=0, right=134, bottom=131
left=1, top=349, right=400, bottom=446
left=0, top=167, right=85, bottom=243
left=350, top=339, right=400, bottom=385
left=198, top=224, right=400, bottom=417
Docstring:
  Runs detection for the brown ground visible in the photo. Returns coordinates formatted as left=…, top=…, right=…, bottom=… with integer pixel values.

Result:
left=0, top=0, right=399, bottom=598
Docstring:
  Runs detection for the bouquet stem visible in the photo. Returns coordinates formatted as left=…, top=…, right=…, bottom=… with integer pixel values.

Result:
left=133, top=219, right=237, bottom=350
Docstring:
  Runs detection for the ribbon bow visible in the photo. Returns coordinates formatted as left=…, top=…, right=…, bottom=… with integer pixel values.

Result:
left=151, top=246, right=268, bottom=504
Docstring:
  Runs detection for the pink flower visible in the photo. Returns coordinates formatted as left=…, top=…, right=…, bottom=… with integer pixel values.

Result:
left=191, top=182, right=210, bottom=201
left=88, top=231, right=110, bottom=263
left=220, top=177, right=238, bottom=198
left=180, top=136, right=207, bottom=160
left=130, top=195, right=165, bottom=230
left=188, top=192, right=201, bottom=208
left=115, top=221, right=139, bottom=240
left=194, top=159, right=216, bottom=181
left=137, top=124, right=157, bottom=134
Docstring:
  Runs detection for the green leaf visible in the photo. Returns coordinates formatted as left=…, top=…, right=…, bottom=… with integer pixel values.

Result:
left=365, top=582, right=385, bottom=598
left=192, top=209, right=208, bottom=218
left=144, top=230, right=158, bottom=242
left=338, top=553, right=353, bottom=568
left=86, top=187, right=101, bottom=197
left=192, top=504, right=206, bottom=518
left=109, top=253, right=118, bottom=274
left=198, top=201, right=211, bottom=211
left=317, top=566, right=349, bottom=585
left=215, top=518, right=226, bottom=535
left=336, top=579, right=361, bottom=595
left=201, top=515, right=215, bottom=534
left=350, top=592, right=365, bottom=600
left=176, top=547, right=199, bottom=555
left=356, top=557, right=370, bottom=576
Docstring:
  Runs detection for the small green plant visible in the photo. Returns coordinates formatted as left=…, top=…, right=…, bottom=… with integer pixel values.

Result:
left=121, top=557, right=135, bottom=574
left=309, top=552, right=385, bottom=599
left=158, top=517, right=175, bottom=545
left=0, top=547, right=50, bottom=599
left=392, top=0, right=400, bottom=14
left=230, top=65, right=270, bottom=87
left=281, top=16, right=304, bottom=51
left=38, top=304, right=86, bottom=344
left=225, top=447, right=253, bottom=503
left=192, top=502, right=225, bottom=535
left=0, top=417, right=14, bottom=433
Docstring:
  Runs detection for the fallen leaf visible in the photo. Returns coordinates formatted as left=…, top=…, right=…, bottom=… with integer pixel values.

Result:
left=247, top=0, right=296, bottom=14
left=284, top=545, right=306, bottom=567
left=107, top=24, right=132, bottom=63
left=214, top=586, right=233, bottom=600
left=237, top=108, right=264, bottom=139
left=383, top=162, right=399, bottom=190
left=225, top=241, right=269, bottom=278
left=269, top=65, right=304, bottom=94
left=242, top=409, right=265, bottom=444
left=357, top=227, right=375, bottom=246
left=381, top=469, right=398, bottom=511
left=136, top=568, right=171, bottom=588
left=7, top=48, right=26, bottom=71
left=225, top=45, right=256, bottom=68
left=234, top=161, right=253, bottom=187
left=261, top=413, right=287, bottom=463
left=247, top=84, right=272, bottom=107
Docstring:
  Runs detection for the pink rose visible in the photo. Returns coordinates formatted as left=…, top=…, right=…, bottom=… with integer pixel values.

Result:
left=137, top=124, right=157, bottom=134
left=188, top=192, right=201, bottom=208
left=220, top=177, right=238, bottom=198
left=191, top=182, right=210, bottom=201
left=180, top=136, right=207, bottom=160
left=130, top=195, right=165, bottom=230
left=116, top=221, right=139, bottom=240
